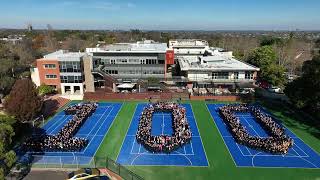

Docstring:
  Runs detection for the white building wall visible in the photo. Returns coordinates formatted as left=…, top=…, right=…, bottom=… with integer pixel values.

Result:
left=60, top=83, right=84, bottom=95
left=238, top=71, right=246, bottom=79
left=30, top=67, right=41, bottom=87
left=187, top=72, right=210, bottom=81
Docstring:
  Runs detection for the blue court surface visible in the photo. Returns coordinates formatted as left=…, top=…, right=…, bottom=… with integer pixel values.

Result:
left=117, top=103, right=209, bottom=166
left=26, top=102, right=122, bottom=165
left=207, top=104, right=320, bottom=168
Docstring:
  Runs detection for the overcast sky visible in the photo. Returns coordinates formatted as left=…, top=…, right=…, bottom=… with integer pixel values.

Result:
left=1, top=0, right=320, bottom=30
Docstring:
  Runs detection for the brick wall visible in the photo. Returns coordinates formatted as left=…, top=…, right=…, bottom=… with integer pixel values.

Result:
left=37, top=59, right=61, bottom=88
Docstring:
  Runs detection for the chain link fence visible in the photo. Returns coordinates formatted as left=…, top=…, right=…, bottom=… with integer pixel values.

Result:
left=28, top=155, right=143, bottom=180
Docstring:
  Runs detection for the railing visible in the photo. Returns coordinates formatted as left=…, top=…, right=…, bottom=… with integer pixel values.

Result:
left=26, top=155, right=143, bottom=180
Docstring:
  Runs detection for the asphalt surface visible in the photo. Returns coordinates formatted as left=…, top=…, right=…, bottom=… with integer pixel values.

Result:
left=18, top=170, right=67, bottom=180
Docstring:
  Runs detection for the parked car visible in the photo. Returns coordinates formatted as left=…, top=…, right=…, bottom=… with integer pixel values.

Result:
left=239, top=88, right=255, bottom=94
left=9, top=162, right=31, bottom=180
left=267, top=87, right=282, bottom=93
left=67, top=168, right=100, bottom=180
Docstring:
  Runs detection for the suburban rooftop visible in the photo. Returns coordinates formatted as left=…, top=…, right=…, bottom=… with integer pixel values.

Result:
left=86, top=40, right=168, bottom=53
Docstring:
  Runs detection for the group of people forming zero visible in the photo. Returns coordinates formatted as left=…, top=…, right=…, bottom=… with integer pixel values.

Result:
left=136, top=102, right=192, bottom=153
left=219, top=104, right=293, bottom=154
left=23, top=102, right=98, bottom=152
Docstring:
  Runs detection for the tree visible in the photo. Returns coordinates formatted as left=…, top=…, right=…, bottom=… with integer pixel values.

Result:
left=4, top=79, right=42, bottom=123
left=247, top=46, right=286, bottom=86
left=0, top=115, right=16, bottom=179
left=37, top=84, right=55, bottom=95
left=284, top=56, right=320, bottom=118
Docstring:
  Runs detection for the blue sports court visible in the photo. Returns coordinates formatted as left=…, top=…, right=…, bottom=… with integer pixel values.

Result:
left=116, top=103, right=209, bottom=166
left=25, top=102, right=122, bottom=165
left=207, top=103, right=320, bottom=168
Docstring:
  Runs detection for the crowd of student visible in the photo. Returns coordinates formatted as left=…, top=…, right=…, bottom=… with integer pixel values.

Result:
left=136, top=102, right=192, bottom=153
left=23, top=102, right=98, bottom=152
left=219, top=104, right=293, bottom=154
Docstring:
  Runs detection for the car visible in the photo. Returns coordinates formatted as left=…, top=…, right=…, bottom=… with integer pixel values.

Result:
left=9, top=162, right=31, bottom=180
left=267, top=87, right=282, bottom=93
left=67, top=168, right=101, bottom=180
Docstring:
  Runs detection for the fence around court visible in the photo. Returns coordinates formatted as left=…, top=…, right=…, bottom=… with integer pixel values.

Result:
left=29, top=155, right=143, bottom=180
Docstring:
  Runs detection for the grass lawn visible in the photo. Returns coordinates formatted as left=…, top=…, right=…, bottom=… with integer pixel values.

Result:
left=95, top=101, right=320, bottom=180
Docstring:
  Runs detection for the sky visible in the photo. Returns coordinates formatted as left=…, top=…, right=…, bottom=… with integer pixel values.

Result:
left=0, top=0, right=320, bottom=30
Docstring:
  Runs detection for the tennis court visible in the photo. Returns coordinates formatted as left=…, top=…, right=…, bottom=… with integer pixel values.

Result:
left=117, top=103, right=209, bottom=166
left=207, top=103, right=320, bottom=168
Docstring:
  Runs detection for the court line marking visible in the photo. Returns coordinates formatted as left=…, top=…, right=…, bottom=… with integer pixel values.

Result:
left=92, top=103, right=123, bottom=159
left=44, top=115, right=67, bottom=132
left=47, top=115, right=71, bottom=134
left=116, top=104, right=138, bottom=162
left=189, top=103, right=210, bottom=167
left=83, top=106, right=114, bottom=154
left=130, top=151, right=193, bottom=166
left=129, top=152, right=195, bottom=156
left=85, top=106, right=113, bottom=139
left=206, top=104, right=238, bottom=167
left=126, top=135, right=201, bottom=138
left=130, top=138, right=136, bottom=154
left=77, top=106, right=111, bottom=155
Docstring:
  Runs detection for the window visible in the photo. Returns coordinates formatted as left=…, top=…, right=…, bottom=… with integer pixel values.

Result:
left=59, top=61, right=81, bottom=73
left=44, top=64, right=56, bottom=69
left=245, top=71, right=254, bottom=79
left=234, top=72, right=239, bottom=79
left=45, top=74, right=57, bottom=79
left=60, top=75, right=82, bottom=83
left=212, top=72, right=229, bottom=79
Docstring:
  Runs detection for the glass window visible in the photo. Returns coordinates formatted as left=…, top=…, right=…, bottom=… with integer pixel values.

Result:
left=234, top=72, right=239, bottom=79
left=212, top=72, right=229, bottom=79
left=245, top=72, right=254, bottom=79
left=45, top=74, right=57, bottom=79
left=43, top=64, right=56, bottom=69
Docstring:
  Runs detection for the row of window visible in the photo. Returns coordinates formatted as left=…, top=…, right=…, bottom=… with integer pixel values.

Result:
left=43, top=64, right=56, bottom=69
left=97, top=58, right=164, bottom=65
left=103, top=69, right=165, bottom=75
left=45, top=74, right=57, bottom=79
left=59, top=61, right=81, bottom=73
left=60, top=75, right=83, bottom=83
left=212, top=72, right=254, bottom=80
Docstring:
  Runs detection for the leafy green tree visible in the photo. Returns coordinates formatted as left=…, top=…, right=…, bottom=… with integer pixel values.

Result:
left=0, top=115, right=16, bottom=179
left=4, top=79, right=42, bottom=123
left=248, top=46, right=286, bottom=86
left=37, top=84, right=55, bottom=95
left=285, top=56, right=320, bottom=117
left=0, top=77, right=15, bottom=95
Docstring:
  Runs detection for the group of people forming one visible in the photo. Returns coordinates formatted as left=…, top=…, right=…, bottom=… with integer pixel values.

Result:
left=219, top=104, right=293, bottom=154
left=136, top=102, right=192, bottom=153
left=23, top=102, right=98, bottom=152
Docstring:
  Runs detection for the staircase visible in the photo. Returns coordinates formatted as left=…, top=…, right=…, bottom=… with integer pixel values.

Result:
left=92, top=68, right=117, bottom=92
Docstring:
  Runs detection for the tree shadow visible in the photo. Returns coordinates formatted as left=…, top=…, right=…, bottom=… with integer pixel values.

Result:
left=41, top=99, right=59, bottom=118
left=258, top=99, right=320, bottom=141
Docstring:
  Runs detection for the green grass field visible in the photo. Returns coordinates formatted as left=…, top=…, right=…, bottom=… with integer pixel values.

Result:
left=95, top=101, right=320, bottom=180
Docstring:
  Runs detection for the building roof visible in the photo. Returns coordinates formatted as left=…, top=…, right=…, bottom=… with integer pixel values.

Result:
left=86, top=40, right=168, bottom=53
left=169, top=39, right=209, bottom=47
left=42, top=50, right=86, bottom=61
left=178, top=54, right=260, bottom=72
